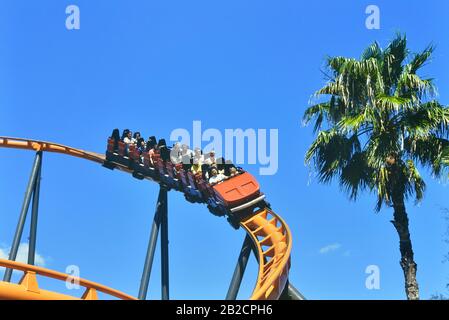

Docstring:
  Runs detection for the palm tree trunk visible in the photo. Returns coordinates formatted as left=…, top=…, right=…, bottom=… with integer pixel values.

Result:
left=391, top=196, right=419, bottom=300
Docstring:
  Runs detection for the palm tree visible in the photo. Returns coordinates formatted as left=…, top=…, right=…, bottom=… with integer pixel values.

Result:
left=303, top=34, right=449, bottom=300
left=442, top=147, right=449, bottom=169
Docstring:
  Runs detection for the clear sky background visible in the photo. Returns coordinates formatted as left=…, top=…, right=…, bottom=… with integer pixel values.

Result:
left=0, top=0, right=448, bottom=300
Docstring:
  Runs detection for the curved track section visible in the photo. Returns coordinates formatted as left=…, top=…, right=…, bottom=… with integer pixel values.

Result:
left=241, top=209, right=291, bottom=300
left=0, top=136, right=292, bottom=300
left=0, top=259, right=137, bottom=300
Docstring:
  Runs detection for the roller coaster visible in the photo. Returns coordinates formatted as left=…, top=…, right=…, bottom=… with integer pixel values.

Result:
left=0, top=136, right=301, bottom=300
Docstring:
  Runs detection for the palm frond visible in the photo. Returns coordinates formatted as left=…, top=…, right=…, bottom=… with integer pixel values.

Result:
left=339, top=152, right=373, bottom=200
left=303, top=102, right=330, bottom=133
left=305, top=130, right=359, bottom=184
left=376, top=94, right=412, bottom=112
left=404, top=134, right=449, bottom=177
left=408, top=44, right=435, bottom=74
left=396, top=73, right=436, bottom=99
left=404, top=159, right=426, bottom=203
left=361, top=41, right=382, bottom=61
left=375, top=166, right=390, bottom=211
left=402, top=101, right=449, bottom=138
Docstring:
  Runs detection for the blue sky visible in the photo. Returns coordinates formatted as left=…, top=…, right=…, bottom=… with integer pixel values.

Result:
left=0, top=0, right=448, bottom=299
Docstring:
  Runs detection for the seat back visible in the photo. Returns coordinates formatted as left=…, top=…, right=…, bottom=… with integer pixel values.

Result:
left=187, top=171, right=197, bottom=189
left=165, top=161, right=175, bottom=178
left=205, top=183, right=216, bottom=200
left=118, top=141, right=126, bottom=156
left=128, top=144, right=140, bottom=161
left=153, top=153, right=165, bottom=175
left=143, top=152, right=151, bottom=168
left=196, top=176, right=209, bottom=197
left=107, top=138, right=115, bottom=153
left=177, top=168, right=189, bottom=190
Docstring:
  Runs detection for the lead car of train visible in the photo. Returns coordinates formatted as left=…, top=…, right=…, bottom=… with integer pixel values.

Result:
left=104, top=137, right=269, bottom=228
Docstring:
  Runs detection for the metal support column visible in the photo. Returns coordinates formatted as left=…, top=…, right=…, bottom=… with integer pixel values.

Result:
left=226, top=234, right=254, bottom=300
left=280, top=280, right=306, bottom=300
left=138, top=186, right=168, bottom=300
left=3, top=151, right=42, bottom=282
left=287, top=283, right=306, bottom=300
left=160, top=186, right=169, bottom=300
left=28, top=152, right=42, bottom=265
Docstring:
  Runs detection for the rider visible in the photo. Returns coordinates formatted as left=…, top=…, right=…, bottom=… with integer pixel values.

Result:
left=208, top=167, right=226, bottom=184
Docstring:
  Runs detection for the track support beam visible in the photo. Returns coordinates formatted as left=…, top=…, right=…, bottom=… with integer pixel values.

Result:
left=286, top=283, right=306, bottom=300
left=280, top=281, right=306, bottom=300
left=138, top=185, right=170, bottom=300
left=3, top=151, right=42, bottom=282
left=226, top=234, right=254, bottom=300
left=160, top=186, right=169, bottom=300
left=28, top=153, right=42, bottom=265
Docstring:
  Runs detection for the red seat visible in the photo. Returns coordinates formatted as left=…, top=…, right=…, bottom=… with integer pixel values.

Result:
left=177, top=169, right=189, bottom=189
left=143, top=152, right=151, bottom=167
left=196, top=178, right=208, bottom=196
left=107, top=138, right=115, bottom=153
left=187, top=172, right=197, bottom=189
left=128, top=145, right=140, bottom=161
left=152, top=150, right=161, bottom=165
left=205, top=184, right=216, bottom=199
left=118, top=141, right=126, bottom=156
left=165, top=162, right=175, bottom=178
left=153, top=154, right=165, bottom=175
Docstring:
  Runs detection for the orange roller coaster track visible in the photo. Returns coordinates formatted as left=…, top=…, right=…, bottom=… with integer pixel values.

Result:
left=0, top=136, right=295, bottom=300
left=0, top=259, right=137, bottom=300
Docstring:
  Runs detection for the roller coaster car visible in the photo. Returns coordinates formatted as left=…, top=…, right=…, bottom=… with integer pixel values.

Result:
left=212, top=172, right=261, bottom=209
